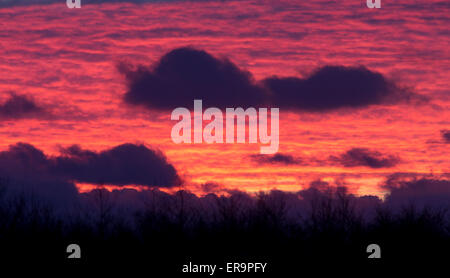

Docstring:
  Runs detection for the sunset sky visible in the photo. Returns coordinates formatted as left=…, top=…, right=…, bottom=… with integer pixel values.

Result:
left=0, top=0, right=448, bottom=198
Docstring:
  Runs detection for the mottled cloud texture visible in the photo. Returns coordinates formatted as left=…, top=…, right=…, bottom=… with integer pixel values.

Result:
left=121, top=47, right=422, bottom=111
left=0, top=0, right=217, bottom=8
left=0, top=0, right=448, bottom=194
left=120, top=47, right=265, bottom=109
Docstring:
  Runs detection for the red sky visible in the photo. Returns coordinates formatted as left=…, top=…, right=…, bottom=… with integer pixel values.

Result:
left=0, top=0, right=448, bottom=197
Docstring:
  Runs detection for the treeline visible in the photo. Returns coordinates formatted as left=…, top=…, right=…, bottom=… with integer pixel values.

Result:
left=0, top=178, right=448, bottom=271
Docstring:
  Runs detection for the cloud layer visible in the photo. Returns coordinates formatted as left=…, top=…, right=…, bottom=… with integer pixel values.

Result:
left=250, top=148, right=400, bottom=169
left=0, top=0, right=219, bottom=8
left=1, top=0, right=447, bottom=195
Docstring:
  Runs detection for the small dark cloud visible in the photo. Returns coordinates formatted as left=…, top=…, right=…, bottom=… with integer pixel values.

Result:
left=200, top=181, right=221, bottom=193
left=330, top=148, right=400, bottom=168
left=441, top=129, right=450, bottom=143
left=250, top=153, right=301, bottom=165
left=263, top=66, right=422, bottom=111
left=120, top=47, right=266, bottom=110
left=0, top=92, right=45, bottom=120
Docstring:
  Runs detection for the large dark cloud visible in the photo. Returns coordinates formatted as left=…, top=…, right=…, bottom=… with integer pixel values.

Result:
left=330, top=148, right=400, bottom=168
left=0, top=142, right=181, bottom=188
left=120, top=47, right=266, bottom=110
left=121, top=47, right=422, bottom=112
left=0, top=92, right=45, bottom=120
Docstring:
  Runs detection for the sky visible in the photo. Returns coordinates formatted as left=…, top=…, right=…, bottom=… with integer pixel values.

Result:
left=0, top=0, right=449, bottom=198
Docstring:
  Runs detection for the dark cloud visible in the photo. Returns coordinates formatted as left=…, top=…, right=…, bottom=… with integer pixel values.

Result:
left=0, top=142, right=181, bottom=188
left=250, top=148, right=401, bottom=168
left=0, top=143, right=78, bottom=209
left=250, top=153, right=301, bottom=165
left=263, top=66, right=421, bottom=111
left=330, top=148, right=400, bottom=168
left=383, top=178, right=450, bottom=209
left=308, top=179, right=331, bottom=190
left=441, top=129, right=450, bottom=143
left=0, top=93, right=45, bottom=120
left=120, top=47, right=266, bottom=110
left=121, top=47, right=423, bottom=112
left=54, top=144, right=181, bottom=187
left=200, top=181, right=221, bottom=193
